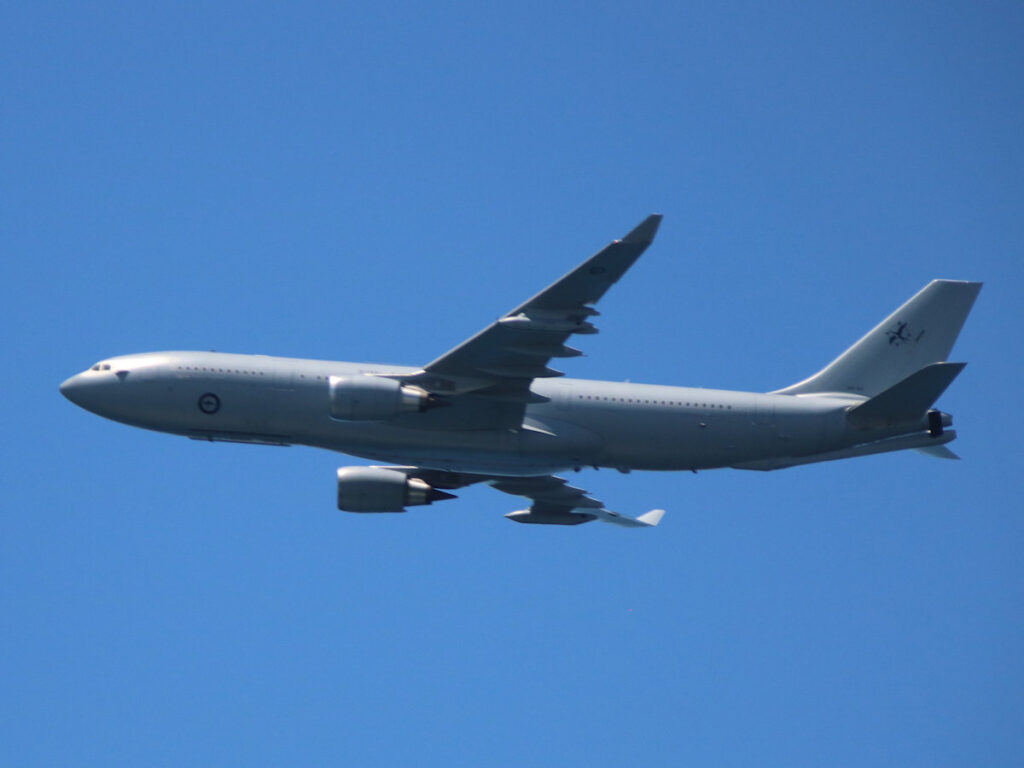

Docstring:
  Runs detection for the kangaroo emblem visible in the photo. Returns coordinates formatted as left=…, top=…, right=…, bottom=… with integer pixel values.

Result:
left=887, top=321, right=913, bottom=346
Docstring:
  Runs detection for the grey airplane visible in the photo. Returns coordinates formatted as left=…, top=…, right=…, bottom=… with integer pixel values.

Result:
left=60, top=215, right=981, bottom=528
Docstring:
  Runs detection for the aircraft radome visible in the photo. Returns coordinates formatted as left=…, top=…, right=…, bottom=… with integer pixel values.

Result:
left=60, top=215, right=981, bottom=528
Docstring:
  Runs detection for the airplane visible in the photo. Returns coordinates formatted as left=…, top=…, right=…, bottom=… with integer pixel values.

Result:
left=59, top=215, right=981, bottom=528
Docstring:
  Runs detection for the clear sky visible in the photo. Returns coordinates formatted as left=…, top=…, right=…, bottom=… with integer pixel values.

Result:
left=2, top=2, right=1022, bottom=766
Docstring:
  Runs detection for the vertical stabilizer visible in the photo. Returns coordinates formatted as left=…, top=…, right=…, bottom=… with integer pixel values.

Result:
left=775, top=280, right=981, bottom=397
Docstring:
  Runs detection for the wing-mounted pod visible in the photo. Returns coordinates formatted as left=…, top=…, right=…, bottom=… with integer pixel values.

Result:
left=336, top=466, right=456, bottom=512
left=328, top=375, right=443, bottom=421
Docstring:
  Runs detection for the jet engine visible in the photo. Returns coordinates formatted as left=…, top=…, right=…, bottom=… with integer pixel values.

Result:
left=336, top=466, right=456, bottom=512
left=328, top=375, right=430, bottom=421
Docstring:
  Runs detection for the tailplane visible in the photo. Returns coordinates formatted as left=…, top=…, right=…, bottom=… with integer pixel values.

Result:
left=916, top=444, right=961, bottom=460
left=846, top=362, right=965, bottom=430
left=775, top=280, right=981, bottom=398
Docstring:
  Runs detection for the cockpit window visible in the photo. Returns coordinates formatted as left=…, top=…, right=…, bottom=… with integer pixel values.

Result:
left=91, top=363, right=112, bottom=371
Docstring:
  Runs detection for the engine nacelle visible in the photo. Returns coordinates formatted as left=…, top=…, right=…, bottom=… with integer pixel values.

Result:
left=328, top=375, right=429, bottom=421
left=336, top=466, right=455, bottom=512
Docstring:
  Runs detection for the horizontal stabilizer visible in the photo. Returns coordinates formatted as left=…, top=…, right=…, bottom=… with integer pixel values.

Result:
left=847, top=362, right=965, bottom=430
left=916, top=444, right=961, bottom=460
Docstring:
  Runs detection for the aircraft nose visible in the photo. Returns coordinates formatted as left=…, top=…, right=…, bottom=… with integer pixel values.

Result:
left=59, top=373, right=85, bottom=404
left=59, top=371, right=114, bottom=414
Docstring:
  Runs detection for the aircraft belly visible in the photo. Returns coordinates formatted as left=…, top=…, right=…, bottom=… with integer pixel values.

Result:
left=288, top=400, right=604, bottom=476
left=310, top=424, right=592, bottom=475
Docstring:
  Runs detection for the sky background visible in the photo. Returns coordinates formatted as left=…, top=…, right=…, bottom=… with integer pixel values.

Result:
left=2, top=2, right=1022, bottom=765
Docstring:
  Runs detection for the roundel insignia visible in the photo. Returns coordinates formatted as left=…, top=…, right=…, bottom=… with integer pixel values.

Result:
left=198, top=393, right=221, bottom=414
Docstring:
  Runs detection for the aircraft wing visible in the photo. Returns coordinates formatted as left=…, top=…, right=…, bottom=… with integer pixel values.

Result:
left=491, top=475, right=665, bottom=527
left=397, top=214, right=662, bottom=401
left=381, top=467, right=665, bottom=528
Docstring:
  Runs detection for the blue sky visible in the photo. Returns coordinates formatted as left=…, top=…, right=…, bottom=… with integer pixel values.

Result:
left=2, top=2, right=1022, bottom=765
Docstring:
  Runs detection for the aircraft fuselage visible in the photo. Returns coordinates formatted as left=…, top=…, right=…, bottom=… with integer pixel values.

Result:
left=60, top=350, right=941, bottom=477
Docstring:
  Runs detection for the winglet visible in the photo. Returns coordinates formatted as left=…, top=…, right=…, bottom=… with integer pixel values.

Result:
left=596, top=507, right=666, bottom=528
left=636, top=508, right=666, bottom=526
left=621, top=214, right=663, bottom=246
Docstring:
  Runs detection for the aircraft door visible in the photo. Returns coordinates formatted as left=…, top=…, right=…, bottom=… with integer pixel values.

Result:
left=272, top=365, right=295, bottom=391
left=752, top=393, right=777, bottom=454
left=552, top=381, right=574, bottom=415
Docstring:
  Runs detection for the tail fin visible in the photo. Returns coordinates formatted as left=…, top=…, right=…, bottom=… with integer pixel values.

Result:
left=775, top=280, right=982, bottom=397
